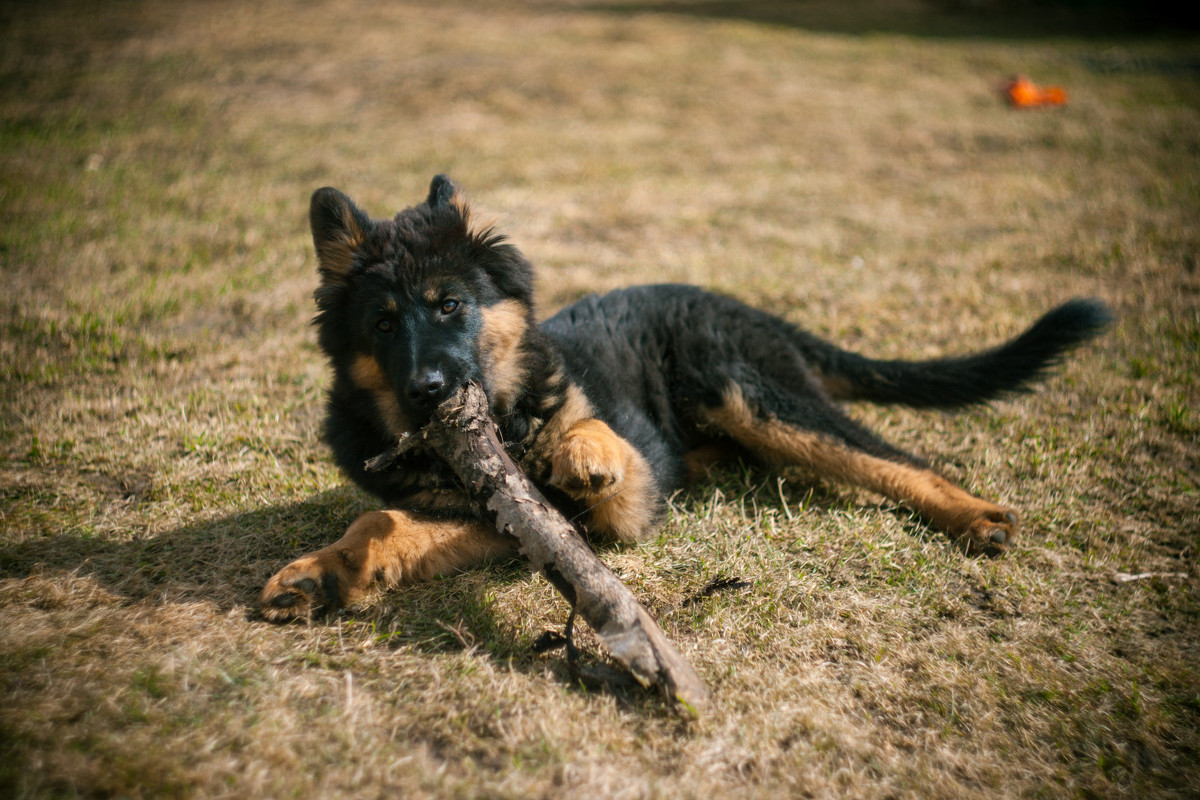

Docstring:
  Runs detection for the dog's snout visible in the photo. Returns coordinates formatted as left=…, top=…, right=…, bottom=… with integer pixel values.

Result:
left=406, top=369, right=449, bottom=407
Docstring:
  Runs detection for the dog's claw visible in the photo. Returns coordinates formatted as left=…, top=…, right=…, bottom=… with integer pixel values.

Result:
left=269, top=592, right=300, bottom=608
left=954, top=505, right=1020, bottom=557
left=292, top=577, right=318, bottom=596
left=549, top=420, right=628, bottom=500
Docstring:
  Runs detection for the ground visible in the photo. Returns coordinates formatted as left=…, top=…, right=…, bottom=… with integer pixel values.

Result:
left=1, top=1, right=1198, bottom=797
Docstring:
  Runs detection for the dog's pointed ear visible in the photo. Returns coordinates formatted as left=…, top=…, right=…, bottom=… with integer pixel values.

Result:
left=426, top=173, right=493, bottom=239
left=310, top=187, right=370, bottom=284
left=427, top=174, right=458, bottom=208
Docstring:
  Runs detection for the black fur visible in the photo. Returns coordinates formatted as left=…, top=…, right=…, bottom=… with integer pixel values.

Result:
left=540, top=286, right=1112, bottom=485
left=794, top=297, right=1115, bottom=408
left=312, top=176, right=1113, bottom=530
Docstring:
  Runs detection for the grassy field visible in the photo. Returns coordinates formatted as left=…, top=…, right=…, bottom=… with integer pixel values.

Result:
left=2, top=0, right=1198, bottom=797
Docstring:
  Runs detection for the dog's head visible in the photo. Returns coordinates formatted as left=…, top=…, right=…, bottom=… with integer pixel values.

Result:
left=310, top=175, right=535, bottom=433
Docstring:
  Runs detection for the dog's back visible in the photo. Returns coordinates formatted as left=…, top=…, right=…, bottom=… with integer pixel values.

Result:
left=542, top=283, right=1111, bottom=495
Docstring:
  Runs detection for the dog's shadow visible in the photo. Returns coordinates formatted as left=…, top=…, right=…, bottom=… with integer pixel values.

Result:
left=0, top=486, right=659, bottom=700
left=0, top=471, right=937, bottom=618
left=3, top=488, right=361, bottom=613
left=1, top=488, right=549, bottom=629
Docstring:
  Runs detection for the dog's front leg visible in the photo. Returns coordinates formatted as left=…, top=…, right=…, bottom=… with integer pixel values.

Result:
left=259, top=510, right=514, bottom=621
left=548, top=418, right=660, bottom=543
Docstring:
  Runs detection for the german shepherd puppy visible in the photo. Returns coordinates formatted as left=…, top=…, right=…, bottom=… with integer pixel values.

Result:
left=259, top=175, right=1112, bottom=620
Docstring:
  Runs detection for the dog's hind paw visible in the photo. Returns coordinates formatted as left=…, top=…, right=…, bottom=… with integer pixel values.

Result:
left=955, top=507, right=1020, bottom=558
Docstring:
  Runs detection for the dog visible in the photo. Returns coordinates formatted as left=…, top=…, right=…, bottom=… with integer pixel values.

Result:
left=259, top=175, right=1112, bottom=619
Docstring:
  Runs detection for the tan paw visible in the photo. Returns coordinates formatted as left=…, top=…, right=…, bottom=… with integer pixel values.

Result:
left=954, top=506, right=1020, bottom=558
left=259, top=552, right=355, bottom=622
left=549, top=419, right=631, bottom=499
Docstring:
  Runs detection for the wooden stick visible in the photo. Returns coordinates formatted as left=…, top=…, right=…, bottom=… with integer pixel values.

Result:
left=368, top=382, right=709, bottom=713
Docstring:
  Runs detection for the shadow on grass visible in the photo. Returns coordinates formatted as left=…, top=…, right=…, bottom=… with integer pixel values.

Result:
left=585, top=0, right=1196, bottom=39
left=0, top=488, right=372, bottom=612
left=0, top=486, right=535, bottom=639
left=0, top=486, right=676, bottom=707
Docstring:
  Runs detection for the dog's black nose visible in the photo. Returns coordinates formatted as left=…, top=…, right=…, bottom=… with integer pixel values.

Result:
left=406, top=370, right=448, bottom=407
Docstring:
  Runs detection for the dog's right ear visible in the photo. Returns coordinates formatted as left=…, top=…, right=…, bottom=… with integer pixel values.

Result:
left=310, top=187, right=371, bottom=284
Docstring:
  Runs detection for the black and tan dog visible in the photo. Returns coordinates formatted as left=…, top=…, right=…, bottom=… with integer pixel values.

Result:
left=259, top=175, right=1111, bottom=619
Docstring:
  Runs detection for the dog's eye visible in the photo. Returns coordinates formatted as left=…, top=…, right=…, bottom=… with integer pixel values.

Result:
left=376, top=319, right=393, bottom=333
left=440, top=298, right=460, bottom=315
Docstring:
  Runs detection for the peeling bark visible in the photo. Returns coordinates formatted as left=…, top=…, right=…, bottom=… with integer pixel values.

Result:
left=367, top=382, right=709, bottom=713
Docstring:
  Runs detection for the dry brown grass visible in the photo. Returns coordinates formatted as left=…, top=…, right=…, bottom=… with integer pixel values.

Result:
left=2, top=0, right=1198, bottom=797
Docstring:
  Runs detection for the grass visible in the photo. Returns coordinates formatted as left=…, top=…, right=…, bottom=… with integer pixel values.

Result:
left=2, top=0, right=1198, bottom=797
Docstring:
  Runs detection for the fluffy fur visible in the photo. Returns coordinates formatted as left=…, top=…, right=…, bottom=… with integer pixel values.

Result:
left=260, top=175, right=1112, bottom=619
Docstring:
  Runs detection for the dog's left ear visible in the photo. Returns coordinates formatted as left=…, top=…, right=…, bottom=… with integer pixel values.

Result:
left=427, top=174, right=458, bottom=208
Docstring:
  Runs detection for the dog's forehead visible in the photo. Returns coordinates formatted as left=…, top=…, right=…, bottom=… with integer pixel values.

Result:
left=358, top=259, right=470, bottom=302
left=355, top=234, right=479, bottom=309
left=362, top=210, right=469, bottom=267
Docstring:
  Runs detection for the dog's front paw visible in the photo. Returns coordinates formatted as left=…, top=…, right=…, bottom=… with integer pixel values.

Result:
left=259, top=553, right=352, bottom=622
left=954, top=506, right=1020, bottom=558
left=549, top=419, right=630, bottom=499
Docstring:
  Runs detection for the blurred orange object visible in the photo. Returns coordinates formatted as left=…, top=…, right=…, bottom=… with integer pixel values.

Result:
left=1002, top=76, right=1067, bottom=108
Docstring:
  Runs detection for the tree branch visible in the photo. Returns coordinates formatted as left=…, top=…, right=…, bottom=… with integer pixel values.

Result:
left=367, top=382, right=709, bottom=713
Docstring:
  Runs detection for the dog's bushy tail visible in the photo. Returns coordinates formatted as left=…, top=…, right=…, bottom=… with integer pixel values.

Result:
left=799, top=299, right=1115, bottom=409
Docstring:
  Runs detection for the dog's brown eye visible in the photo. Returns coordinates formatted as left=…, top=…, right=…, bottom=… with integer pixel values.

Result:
left=440, top=299, right=460, bottom=315
left=376, top=319, right=393, bottom=333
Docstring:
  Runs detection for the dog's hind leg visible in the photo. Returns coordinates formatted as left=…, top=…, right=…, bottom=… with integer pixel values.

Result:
left=259, top=510, right=515, bottom=621
left=698, top=383, right=1018, bottom=556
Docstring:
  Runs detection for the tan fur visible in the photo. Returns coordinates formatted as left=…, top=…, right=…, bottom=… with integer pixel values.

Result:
left=478, top=299, right=528, bottom=413
left=450, top=190, right=471, bottom=219
left=315, top=206, right=365, bottom=283
left=538, top=369, right=567, bottom=411
left=521, top=383, right=594, bottom=476
left=259, top=510, right=514, bottom=620
left=702, top=385, right=1018, bottom=554
left=447, top=190, right=500, bottom=243
left=549, top=418, right=658, bottom=543
left=349, top=354, right=411, bottom=435
left=515, top=382, right=658, bottom=542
